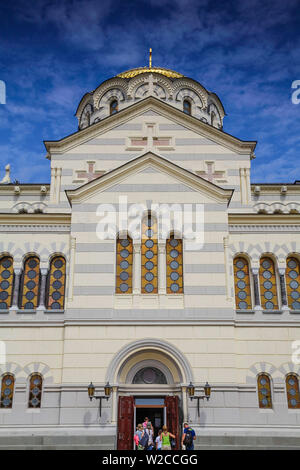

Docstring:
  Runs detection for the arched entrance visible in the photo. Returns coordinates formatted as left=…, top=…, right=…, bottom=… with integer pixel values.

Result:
left=106, top=339, right=193, bottom=450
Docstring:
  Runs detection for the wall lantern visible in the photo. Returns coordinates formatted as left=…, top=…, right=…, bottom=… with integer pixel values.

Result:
left=88, top=381, right=112, bottom=417
left=187, top=381, right=211, bottom=416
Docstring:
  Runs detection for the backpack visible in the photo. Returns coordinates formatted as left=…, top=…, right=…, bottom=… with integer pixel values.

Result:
left=183, top=428, right=193, bottom=447
left=140, top=430, right=149, bottom=449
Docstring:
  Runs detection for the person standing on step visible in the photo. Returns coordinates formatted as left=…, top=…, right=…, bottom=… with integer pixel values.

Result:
left=160, top=425, right=176, bottom=451
left=181, top=422, right=196, bottom=450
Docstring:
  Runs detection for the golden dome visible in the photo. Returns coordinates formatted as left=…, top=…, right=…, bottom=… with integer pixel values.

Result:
left=117, top=66, right=184, bottom=79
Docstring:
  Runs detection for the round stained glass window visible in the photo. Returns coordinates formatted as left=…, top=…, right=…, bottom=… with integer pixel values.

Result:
left=120, top=249, right=129, bottom=258
left=31, top=398, right=40, bottom=407
left=24, top=302, right=34, bottom=309
left=261, top=398, right=268, bottom=407
left=120, top=271, right=129, bottom=281
left=145, top=261, right=154, bottom=270
left=26, top=280, right=36, bottom=290
left=291, top=291, right=300, bottom=300
left=28, top=259, right=37, bottom=269
left=265, top=301, right=274, bottom=310
left=170, top=260, right=179, bottom=270
left=170, top=239, right=179, bottom=247
left=51, top=302, right=60, bottom=309
left=4, top=388, right=11, bottom=396
left=120, top=239, right=130, bottom=247
left=263, top=281, right=272, bottom=290
left=262, top=260, right=271, bottom=269
left=54, top=259, right=63, bottom=268
left=289, top=270, right=298, bottom=279
left=236, top=260, right=245, bottom=269
left=32, top=387, right=40, bottom=396
left=170, top=283, right=179, bottom=292
left=170, top=272, right=179, bottom=281
left=264, top=291, right=273, bottom=300
left=53, top=270, right=62, bottom=280
left=145, top=239, right=154, bottom=248
left=238, top=301, right=248, bottom=309
left=292, top=301, right=300, bottom=310
left=120, top=260, right=129, bottom=270
left=52, top=291, right=61, bottom=301
left=236, top=270, right=245, bottom=279
left=290, top=280, right=299, bottom=289
left=262, top=270, right=272, bottom=279
left=2, top=398, right=10, bottom=407
left=146, top=229, right=153, bottom=238
left=288, top=377, right=296, bottom=386
left=33, top=378, right=41, bottom=386
left=145, top=283, right=154, bottom=293
left=27, top=270, right=37, bottom=279
left=237, top=280, right=246, bottom=289
left=238, top=291, right=247, bottom=300
left=290, top=398, right=297, bottom=407
left=25, top=291, right=34, bottom=301
left=260, top=377, right=267, bottom=385
left=0, top=302, right=7, bottom=309
left=170, top=250, right=179, bottom=258
left=53, top=280, right=62, bottom=290
left=145, top=272, right=154, bottom=281
left=145, top=250, right=154, bottom=259
left=288, top=259, right=297, bottom=269
left=0, top=280, right=9, bottom=290
left=289, top=388, right=296, bottom=396
left=120, top=283, right=129, bottom=292
left=260, top=387, right=268, bottom=396
left=4, top=378, right=12, bottom=386
left=1, top=270, right=10, bottom=279
left=142, top=368, right=156, bottom=384
left=0, top=291, right=8, bottom=300
left=2, top=259, right=11, bottom=268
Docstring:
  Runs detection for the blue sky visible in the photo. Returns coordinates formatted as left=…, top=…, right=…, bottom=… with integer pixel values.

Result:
left=0, top=0, right=299, bottom=183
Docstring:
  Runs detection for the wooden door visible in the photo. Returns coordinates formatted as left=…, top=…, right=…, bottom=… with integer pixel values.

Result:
left=165, top=395, right=180, bottom=450
left=117, top=396, right=134, bottom=450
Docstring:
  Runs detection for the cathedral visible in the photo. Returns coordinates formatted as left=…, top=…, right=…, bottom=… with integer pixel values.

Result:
left=0, top=55, right=300, bottom=450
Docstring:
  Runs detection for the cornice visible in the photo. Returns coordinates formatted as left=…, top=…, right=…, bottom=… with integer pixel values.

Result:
left=229, top=224, right=300, bottom=233
left=0, top=184, right=50, bottom=195
left=44, top=96, right=256, bottom=158
left=0, top=213, right=71, bottom=225
left=228, top=213, right=300, bottom=224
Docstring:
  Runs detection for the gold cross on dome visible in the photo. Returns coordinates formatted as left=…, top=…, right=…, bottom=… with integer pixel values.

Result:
left=149, top=48, right=152, bottom=68
left=75, top=161, right=104, bottom=183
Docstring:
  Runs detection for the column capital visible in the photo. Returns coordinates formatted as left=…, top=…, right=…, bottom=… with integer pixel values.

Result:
left=278, top=267, right=286, bottom=276
left=40, top=268, right=49, bottom=276
left=251, top=267, right=259, bottom=275
left=13, top=267, right=22, bottom=276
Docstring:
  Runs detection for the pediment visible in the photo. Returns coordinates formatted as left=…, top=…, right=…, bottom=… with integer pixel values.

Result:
left=66, top=152, right=233, bottom=205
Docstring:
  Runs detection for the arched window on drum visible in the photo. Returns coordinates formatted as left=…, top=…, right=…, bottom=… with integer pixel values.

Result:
left=20, top=256, right=40, bottom=310
left=110, top=99, right=118, bottom=115
left=166, top=235, right=183, bottom=294
left=183, top=99, right=191, bottom=115
left=286, top=257, right=300, bottom=310
left=0, top=373, right=15, bottom=408
left=47, top=256, right=66, bottom=310
left=28, top=373, right=43, bottom=408
left=233, top=257, right=252, bottom=310
left=286, top=373, right=300, bottom=409
left=257, top=373, right=272, bottom=409
left=141, top=214, right=158, bottom=294
left=259, top=257, right=278, bottom=310
left=116, top=235, right=133, bottom=294
left=0, top=256, right=14, bottom=310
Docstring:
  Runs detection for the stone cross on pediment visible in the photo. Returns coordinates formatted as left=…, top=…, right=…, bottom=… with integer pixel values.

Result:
left=74, top=161, right=104, bottom=183
left=127, top=123, right=173, bottom=151
left=197, top=161, right=226, bottom=184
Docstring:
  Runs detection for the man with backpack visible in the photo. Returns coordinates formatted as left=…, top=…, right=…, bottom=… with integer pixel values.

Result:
left=181, top=422, right=196, bottom=450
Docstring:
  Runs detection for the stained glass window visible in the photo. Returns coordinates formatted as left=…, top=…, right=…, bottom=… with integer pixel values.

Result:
left=141, top=214, right=158, bottom=294
left=259, top=257, right=278, bottom=310
left=286, top=257, right=300, bottom=310
left=286, top=373, right=300, bottom=409
left=183, top=100, right=191, bottom=115
left=116, top=236, right=133, bottom=294
left=0, top=256, right=14, bottom=310
left=20, top=256, right=40, bottom=310
left=110, top=100, right=118, bottom=115
left=28, top=373, right=43, bottom=408
left=47, top=256, right=66, bottom=309
left=233, top=257, right=252, bottom=309
left=166, top=235, right=183, bottom=294
left=133, top=367, right=167, bottom=384
left=257, top=373, right=272, bottom=408
left=0, top=374, right=14, bottom=408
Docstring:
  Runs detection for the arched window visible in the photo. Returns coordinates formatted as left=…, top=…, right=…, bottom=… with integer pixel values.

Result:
left=20, top=256, right=40, bottom=310
left=133, top=367, right=167, bottom=384
left=110, top=100, right=118, bottom=115
left=0, top=256, right=14, bottom=310
left=28, top=373, right=43, bottom=408
left=257, top=373, right=272, bottom=408
left=116, top=236, right=133, bottom=294
left=166, top=235, right=183, bottom=294
left=286, top=257, right=300, bottom=310
left=141, top=214, right=158, bottom=294
left=286, top=373, right=300, bottom=409
left=233, top=257, right=251, bottom=310
left=183, top=99, right=191, bottom=115
left=47, top=256, right=66, bottom=310
left=259, top=257, right=278, bottom=310
left=0, top=374, right=15, bottom=408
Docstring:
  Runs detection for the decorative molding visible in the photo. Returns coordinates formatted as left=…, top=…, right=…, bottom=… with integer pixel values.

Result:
left=0, top=224, right=70, bottom=232
left=253, top=202, right=300, bottom=214
left=93, top=78, right=128, bottom=109
left=229, top=224, right=300, bottom=233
